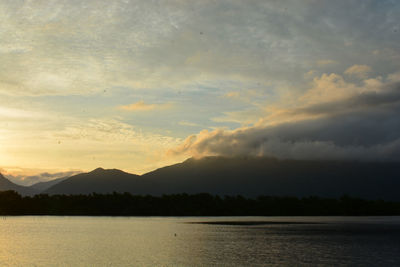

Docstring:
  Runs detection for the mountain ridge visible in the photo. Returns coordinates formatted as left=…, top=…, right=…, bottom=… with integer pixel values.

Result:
left=45, top=157, right=400, bottom=200
left=1, top=157, right=400, bottom=200
left=43, top=167, right=142, bottom=195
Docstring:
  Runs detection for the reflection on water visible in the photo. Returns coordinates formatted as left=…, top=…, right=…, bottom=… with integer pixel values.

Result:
left=0, top=216, right=399, bottom=266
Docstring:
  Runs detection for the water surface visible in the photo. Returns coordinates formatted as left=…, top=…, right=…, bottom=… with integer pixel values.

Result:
left=0, top=216, right=399, bottom=266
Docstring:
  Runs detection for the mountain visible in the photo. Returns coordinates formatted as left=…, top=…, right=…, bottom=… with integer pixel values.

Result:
left=43, top=157, right=400, bottom=200
left=43, top=168, right=142, bottom=195
left=30, top=176, right=69, bottom=192
left=0, top=173, right=39, bottom=196
left=141, top=157, right=400, bottom=200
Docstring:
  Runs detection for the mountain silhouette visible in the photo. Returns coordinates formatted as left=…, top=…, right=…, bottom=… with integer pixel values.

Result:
left=30, top=176, right=69, bottom=192
left=43, top=168, right=142, bottom=195
left=41, top=157, right=400, bottom=200
left=0, top=173, right=39, bottom=196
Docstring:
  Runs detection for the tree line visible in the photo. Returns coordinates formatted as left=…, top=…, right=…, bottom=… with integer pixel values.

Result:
left=0, top=190, right=399, bottom=216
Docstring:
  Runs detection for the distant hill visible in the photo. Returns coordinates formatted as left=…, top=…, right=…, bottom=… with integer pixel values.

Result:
left=43, top=168, right=142, bottom=195
left=0, top=173, right=39, bottom=196
left=30, top=176, right=69, bottom=192
left=42, top=157, right=400, bottom=200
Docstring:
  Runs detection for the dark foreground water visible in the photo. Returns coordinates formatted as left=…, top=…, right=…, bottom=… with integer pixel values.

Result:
left=0, top=216, right=399, bottom=266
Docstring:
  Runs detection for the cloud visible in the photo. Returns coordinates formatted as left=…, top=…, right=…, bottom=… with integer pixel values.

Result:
left=224, top=91, right=240, bottom=98
left=388, top=71, right=400, bottom=82
left=2, top=169, right=82, bottom=186
left=317, top=60, right=337, bottom=66
left=302, top=73, right=359, bottom=104
left=170, top=72, right=400, bottom=162
left=1, top=0, right=398, bottom=97
left=170, top=109, right=400, bottom=162
left=212, top=108, right=264, bottom=126
left=344, top=64, right=372, bottom=78
left=0, top=106, right=47, bottom=119
left=118, top=101, right=173, bottom=111
left=256, top=72, right=389, bottom=127
left=179, top=121, right=201, bottom=127
left=0, top=115, right=183, bottom=176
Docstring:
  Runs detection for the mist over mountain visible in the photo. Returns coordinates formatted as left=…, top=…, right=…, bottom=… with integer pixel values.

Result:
left=40, top=157, right=400, bottom=200
left=0, top=173, right=38, bottom=196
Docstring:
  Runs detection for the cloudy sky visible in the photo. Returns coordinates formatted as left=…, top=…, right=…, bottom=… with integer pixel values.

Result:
left=1, top=0, right=399, bottom=185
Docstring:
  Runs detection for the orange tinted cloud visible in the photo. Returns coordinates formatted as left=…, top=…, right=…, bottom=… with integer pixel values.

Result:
left=344, top=64, right=372, bottom=78
left=118, top=101, right=172, bottom=111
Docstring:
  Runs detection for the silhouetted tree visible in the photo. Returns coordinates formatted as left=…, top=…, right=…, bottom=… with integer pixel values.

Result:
left=0, top=190, right=399, bottom=216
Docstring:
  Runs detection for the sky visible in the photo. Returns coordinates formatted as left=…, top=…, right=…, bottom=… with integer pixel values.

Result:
left=1, top=0, right=400, bottom=185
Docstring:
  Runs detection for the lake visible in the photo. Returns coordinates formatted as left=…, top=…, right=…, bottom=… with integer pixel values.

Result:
left=0, top=216, right=399, bottom=266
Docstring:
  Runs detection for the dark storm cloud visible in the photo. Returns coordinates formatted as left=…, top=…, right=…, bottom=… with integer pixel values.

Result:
left=171, top=81, right=400, bottom=161
left=296, top=82, right=400, bottom=116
